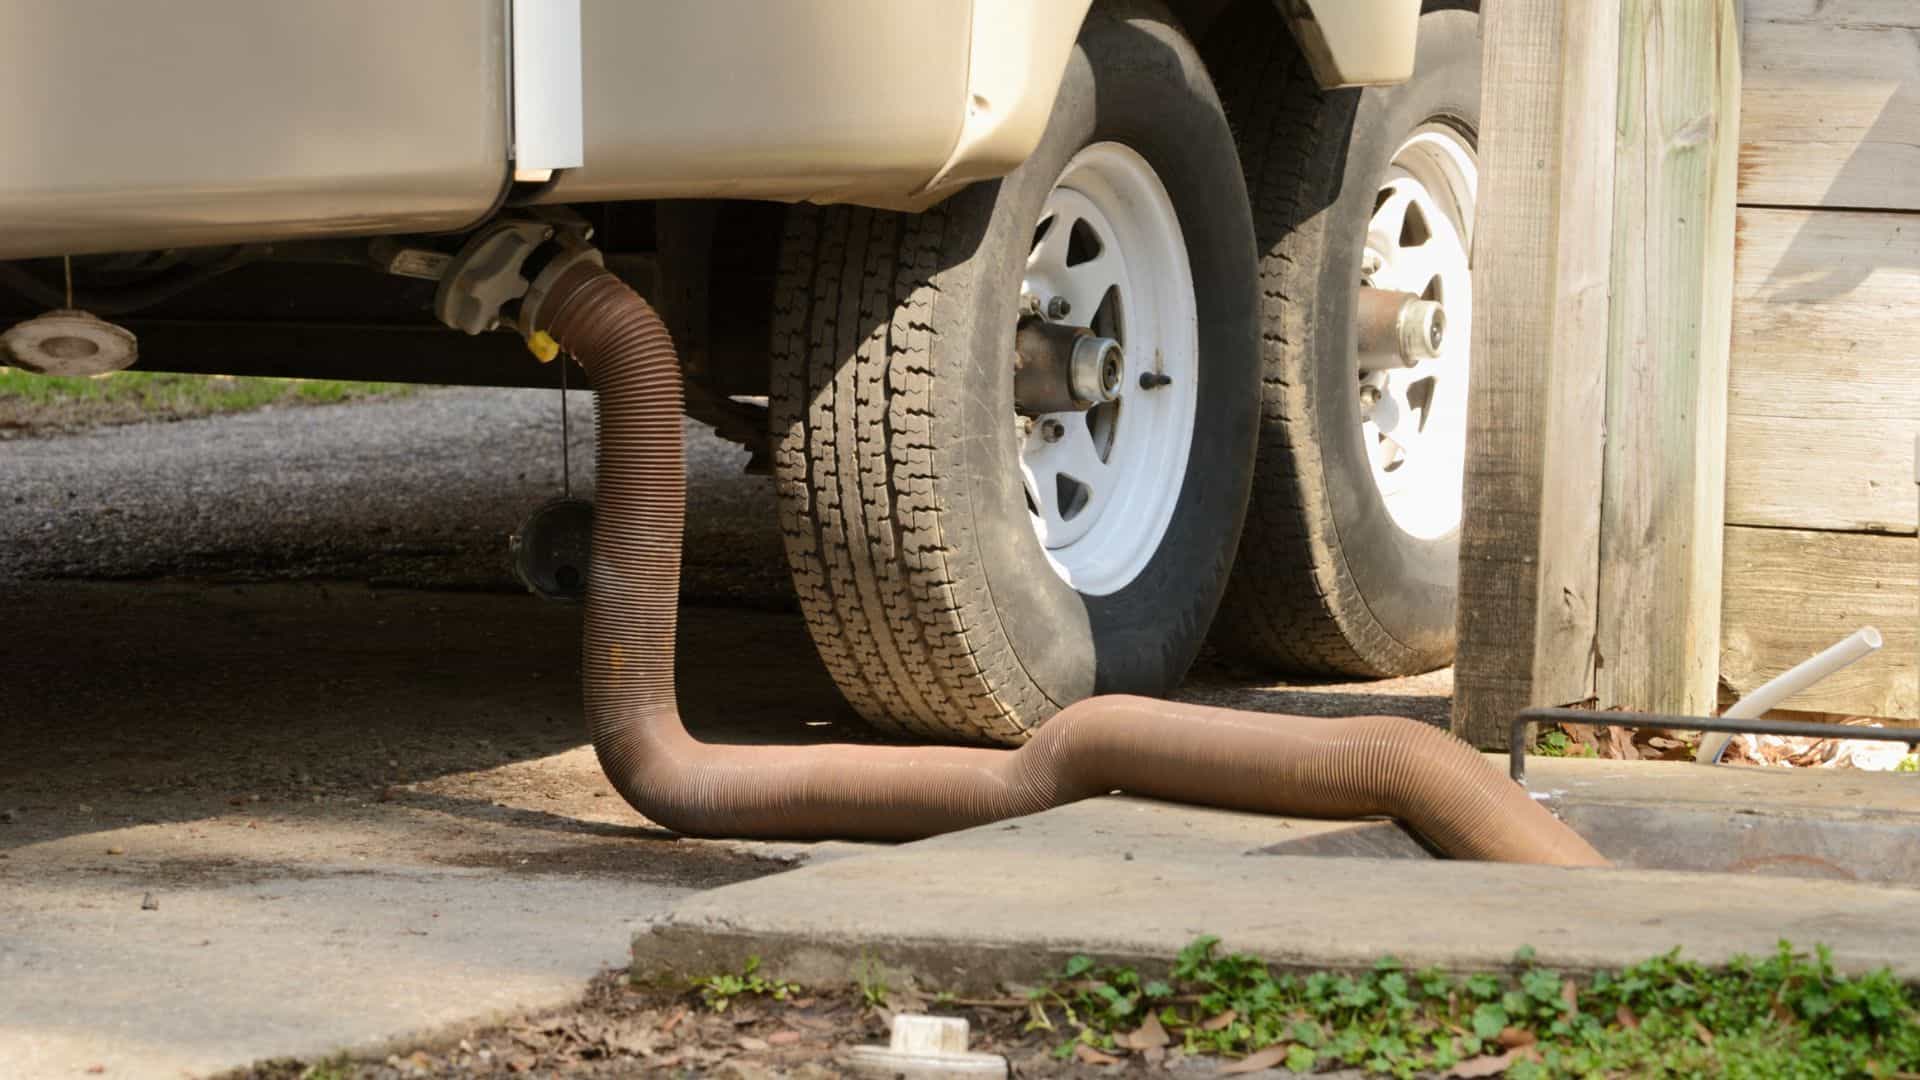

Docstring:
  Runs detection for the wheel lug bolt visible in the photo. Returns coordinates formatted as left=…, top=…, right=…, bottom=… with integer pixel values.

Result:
left=1138, top=372, right=1173, bottom=390
left=1040, top=419, right=1066, bottom=443
left=1046, top=296, right=1072, bottom=321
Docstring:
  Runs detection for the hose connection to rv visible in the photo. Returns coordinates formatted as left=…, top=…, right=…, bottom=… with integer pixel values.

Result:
left=433, top=224, right=1607, bottom=866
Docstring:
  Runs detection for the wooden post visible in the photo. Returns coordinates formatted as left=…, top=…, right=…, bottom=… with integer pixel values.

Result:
left=1453, top=0, right=1741, bottom=745
left=1594, top=0, right=1741, bottom=717
left=1451, top=0, right=1620, bottom=747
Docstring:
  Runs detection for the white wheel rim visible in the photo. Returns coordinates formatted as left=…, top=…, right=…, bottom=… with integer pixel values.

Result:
left=1360, top=123, right=1477, bottom=541
left=1018, top=142, right=1199, bottom=597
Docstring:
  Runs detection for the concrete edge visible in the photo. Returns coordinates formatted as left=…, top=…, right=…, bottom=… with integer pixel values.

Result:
left=632, top=906, right=1920, bottom=999
left=213, top=981, right=606, bottom=1076
left=632, top=919, right=1201, bottom=997
left=630, top=913, right=1811, bottom=999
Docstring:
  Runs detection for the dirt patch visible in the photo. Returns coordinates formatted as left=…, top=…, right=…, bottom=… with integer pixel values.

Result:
left=225, top=971, right=1208, bottom=1079
left=428, top=835, right=779, bottom=888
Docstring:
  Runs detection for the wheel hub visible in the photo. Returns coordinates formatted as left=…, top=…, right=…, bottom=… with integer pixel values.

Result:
left=1016, top=142, right=1198, bottom=596
left=1013, top=318, right=1125, bottom=415
left=1357, top=123, right=1477, bottom=541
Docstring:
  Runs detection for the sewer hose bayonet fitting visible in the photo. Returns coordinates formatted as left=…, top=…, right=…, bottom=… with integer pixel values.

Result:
left=460, top=236, right=1605, bottom=866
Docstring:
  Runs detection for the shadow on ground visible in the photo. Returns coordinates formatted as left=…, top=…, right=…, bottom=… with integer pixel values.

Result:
left=0, top=581, right=881, bottom=858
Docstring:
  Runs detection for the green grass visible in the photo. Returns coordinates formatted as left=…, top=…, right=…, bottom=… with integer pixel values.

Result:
left=1534, top=728, right=1598, bottom=759
left=0, top=368, right=413, bottom=433
left=695, top=955, right=800, bottom=1013
left=1023, top=937, right=1920, bottom=1077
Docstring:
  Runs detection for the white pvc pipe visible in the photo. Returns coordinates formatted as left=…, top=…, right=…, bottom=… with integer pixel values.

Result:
left=1696, top=627, right=1884, bottom=763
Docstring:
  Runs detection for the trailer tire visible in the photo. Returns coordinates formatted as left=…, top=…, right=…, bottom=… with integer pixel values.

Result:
left=769, top=0, right=1260, bottom=743
left=1206, top=2, right=1482, bottom=677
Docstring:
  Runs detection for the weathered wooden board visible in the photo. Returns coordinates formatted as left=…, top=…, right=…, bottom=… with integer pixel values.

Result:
left=1741, top=3, right=1920, bottom=209
left=1527, top=0, right=1620, bottom=713
left=1594, top=0, right=1740, bottom=717
left=1726, top=207, right=1920, bottom=533
left=1452, top=0, right=1616, bottom=747
left=1721, top=525, right=1917, bottom=718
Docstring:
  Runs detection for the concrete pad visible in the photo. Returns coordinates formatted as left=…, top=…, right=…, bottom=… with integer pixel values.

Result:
left=0, top=585, right=827, bottom=1080
left=1521, top=757, right=1920, bottom=884
left=0, top=865, right=684, bottom=1078
left=1256, top=758, right=1920, bottom=885
left=1523, top=755, right=1920, bottom=818
left=634, top=795, right=1920, bottom=995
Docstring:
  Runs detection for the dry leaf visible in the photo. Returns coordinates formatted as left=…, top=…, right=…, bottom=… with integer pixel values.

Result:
left=607, top=1023, right=661, bottom=1057
left=1616, top=1005, right=1640, bottom=1030
left=1496, top=1027, right=1536, bottom=1049
left=1072, top=1043, right=1122, bottom=1066
left=1448, top=1050, right=1517, bottom=1077
left=1115, top=1012, right=1170, bottom=1051
left=1200, top=1009, right=1238, bottom=1032
left=1606, top=726, right=1641, bottom=760
left=736, top=1036, right=769, bottom=1052
left=1555, top=724, right=1590, bottom=754
left=1561, top=979, right=1579, bottom=1014
left=1218, top=1045, right=1289, bottom=1075
left=767, top=1030, right=802, bottom=1046
left=1693, top=1021, right=1715, bottom=1046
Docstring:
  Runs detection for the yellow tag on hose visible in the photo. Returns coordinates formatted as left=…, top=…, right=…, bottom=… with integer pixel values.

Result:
left=526, top=330, right=561, bottom=364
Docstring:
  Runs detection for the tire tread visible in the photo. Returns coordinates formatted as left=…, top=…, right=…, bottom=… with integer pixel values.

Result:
left=1205, top=4, right=1431, bottom=677
left=772, top=202, right=1033, bottom=743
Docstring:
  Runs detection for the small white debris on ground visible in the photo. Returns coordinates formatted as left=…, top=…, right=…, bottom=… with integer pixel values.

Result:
left=848, top=1014, right=1009, bottom=1078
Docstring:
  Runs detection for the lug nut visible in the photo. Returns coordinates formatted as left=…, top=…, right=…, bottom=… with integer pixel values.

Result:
left=1046, top=296, right=1072, bottom=321
left=1040, top=419, right=1067, bottom=443
left=1138, top=372, right=1173, bottom=390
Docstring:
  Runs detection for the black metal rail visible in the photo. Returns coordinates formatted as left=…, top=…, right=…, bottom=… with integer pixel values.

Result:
left=1510, top=707, right=1920, bottom=783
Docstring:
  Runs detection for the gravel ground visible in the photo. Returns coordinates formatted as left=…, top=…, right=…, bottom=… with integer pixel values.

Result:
left=0, top=386, right=792, bottom=606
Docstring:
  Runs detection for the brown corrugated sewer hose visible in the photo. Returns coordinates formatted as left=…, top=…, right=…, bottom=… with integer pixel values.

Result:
left=527, top=260, right=1607, bottom=867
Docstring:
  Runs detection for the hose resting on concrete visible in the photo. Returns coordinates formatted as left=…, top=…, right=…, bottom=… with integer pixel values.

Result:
left=530, top=263, right=1607, bottom=867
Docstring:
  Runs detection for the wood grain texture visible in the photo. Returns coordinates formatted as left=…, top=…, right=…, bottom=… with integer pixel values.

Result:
left=1726, top=208, right=1920, bottom=533
left=1721, top=525, right=1917, bottom=718
left=1740, top=2, right=1920, bottom=209
left=1526, top=0, right=1620, bottom=721
left=1596, top=0, right=1741, bottom=716
left=1451, top=0, right=1615, bottom=748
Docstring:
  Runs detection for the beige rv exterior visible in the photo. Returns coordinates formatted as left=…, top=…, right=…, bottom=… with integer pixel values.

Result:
left=0, top=0, right=1419, bottom=261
